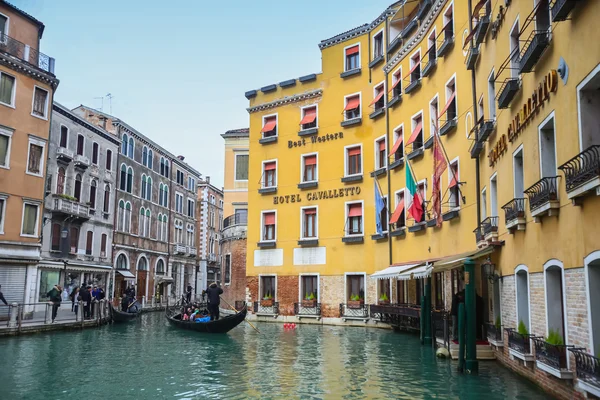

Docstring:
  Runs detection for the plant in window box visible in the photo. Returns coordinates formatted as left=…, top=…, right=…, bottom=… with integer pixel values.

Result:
left=517, top=320, right=529, bottom=336
left=58, top=194, right=78, bottom=202
left=302, top=292, right=317, bottom=308
left=495, top=315, right=502, bottom=331
left=378, top=292, right=390, bottom=305
left=261, top=291, right=274, bottom=307
left=348, top=294, right=364, bottom=309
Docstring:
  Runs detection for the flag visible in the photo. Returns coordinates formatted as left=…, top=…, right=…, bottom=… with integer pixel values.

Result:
left=374, top=179, right=385, bottom=234
left=431, top=119, right=447, bottom=227
left=406, top=161, right=424, bottom=223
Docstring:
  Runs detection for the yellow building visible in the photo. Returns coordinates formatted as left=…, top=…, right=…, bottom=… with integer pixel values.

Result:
left=0, top=1, right=58, bottom=304
left=221, top=128, right=249, bottom=219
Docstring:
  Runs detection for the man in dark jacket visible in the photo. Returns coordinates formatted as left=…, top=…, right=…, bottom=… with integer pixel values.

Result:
left=47, top=284, right=62, bottom=323
left=80, top=286, right=92, bottom=320
left=186, top=284, right=192, bottom=304
left=0, top=284, right=8, bottom=306
left=205, top=282, right=223, bottom=321
left=450, top=290, right=465, bottom=341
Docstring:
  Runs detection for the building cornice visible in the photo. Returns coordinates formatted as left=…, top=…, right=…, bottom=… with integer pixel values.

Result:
left=247, top=89, right=323, bottom=114
left=53, top=103, right=121, bottom=146
left=384, top=0, right=446, bottom=73
left=0, top=53, right=59, bottom=89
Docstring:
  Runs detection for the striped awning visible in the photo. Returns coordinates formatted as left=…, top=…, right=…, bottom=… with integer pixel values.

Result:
left=397, top=263, right=433, bottom=281
left=370, top=263, right=421, bottom=280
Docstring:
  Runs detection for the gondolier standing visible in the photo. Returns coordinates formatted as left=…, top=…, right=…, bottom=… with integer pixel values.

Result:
left=205, top=282, right=223, bottom=321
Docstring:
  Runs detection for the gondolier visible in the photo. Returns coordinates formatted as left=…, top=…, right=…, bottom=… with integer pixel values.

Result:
left=205, top=282, right=223, bottom=321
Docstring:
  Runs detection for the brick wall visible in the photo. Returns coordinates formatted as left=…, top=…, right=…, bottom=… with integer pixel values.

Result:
left=320, top=275, right=344, bottom=318
left=501, top=275, right=516, bottom=329
left=220, top=237, right=247, bottom=307
left=565, top=268, right=589, bottom=350
left=529, top=272, right=546, bottom=337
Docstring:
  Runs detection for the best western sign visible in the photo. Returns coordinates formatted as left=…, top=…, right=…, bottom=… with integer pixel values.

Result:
left=489, top=70, right=558, bottom=166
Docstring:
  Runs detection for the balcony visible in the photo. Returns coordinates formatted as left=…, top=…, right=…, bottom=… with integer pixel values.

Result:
left=294, top=302, right=321, bottom=319
left=369, top=107, right=385, bottom=120
left=477, top=120, right=495, bottom=142
left=56, top=147, right=74, bottom=163
left=505, top=328, right=534, bottom=362
left=223, top=213, right=247, bottom=228
left=474, top=227, right=486, bottom=248
left=466, top=46, right=479, bottom=70
left=187, top=247, right=197, bottom=257
left=51, top=195, right=90, bottom=220
left=401, top=18, right=418, bottom=39
left=519, top=30, right=551, bottom=74
left=404, top=78, right=421, bottom=95
left=258, top=186, right=277, bottom=195
left=524, top=177, right=560, bottom=222
left=502, top=198, right=526, bottom=232
left=481, top=216, right=498, bottom=241
left=74, top=154, right=90, bottom=170
left=486, top=323, right=503, bottom=347
left=474, top=15, right=490, bottom=45
left=497, top=78, right=520, bottom=109
left=569, top=348, right=600, bottom=397
left=208, top=253, right=217, bottom=262
left=253, top=300, right=279, bottom=317
left=174, top=244, right=186, bottom=254
left=470, top=139, right=483, bottom=159
left=551, top=0, right=580, bottom=22
left=416, top=0, right=432, bottom=21
left=437, top=27, right=454, bottom=58
left=339, top=303, right=369, bottom=321
left=0, top=33, right=55, bottom=75
left=439, top=116, right=457, bottom=136
left=557, top=145, right=600, bottom=200
left=532, top=338, right=573, bottom=379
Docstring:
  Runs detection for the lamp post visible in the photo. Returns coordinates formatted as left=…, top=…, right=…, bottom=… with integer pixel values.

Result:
left=482, top=257, right=501, bottom=283
left=61, top=228, right=69, bottom=288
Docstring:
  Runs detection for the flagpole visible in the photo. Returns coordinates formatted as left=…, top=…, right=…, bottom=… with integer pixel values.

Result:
left=436, top=112, right=465, bottom=205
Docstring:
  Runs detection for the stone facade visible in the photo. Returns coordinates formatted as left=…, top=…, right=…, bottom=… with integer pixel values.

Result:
left=220, top=234, right=246, bottom=307
left=197, top=177, right=223, bottom=292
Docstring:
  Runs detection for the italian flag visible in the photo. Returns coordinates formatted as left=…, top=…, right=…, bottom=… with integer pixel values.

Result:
left=406, top=162, right=424, bottom=223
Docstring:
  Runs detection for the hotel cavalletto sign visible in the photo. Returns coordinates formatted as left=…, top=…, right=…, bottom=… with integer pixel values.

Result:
left=488, top=70, right=558, bottom=166
left=273, top=186, right=361, bottom=205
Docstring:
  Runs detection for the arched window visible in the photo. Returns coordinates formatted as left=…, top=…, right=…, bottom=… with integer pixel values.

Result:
left=156, top=259, right=165, bottom=274
left=163, top=186, right=168, bottom=207
left=117, top=200, right=125, bottom=231
left=187, top=224, right=194, bottom=247
left=124, top=202, right=131, bottom=232
left=159, top=183, right=164, bottom=206
left=137, top=256, right=148, bottom=271
left=106, top=149, right=112, bottom=171
left=51, top=223, right=61, bottom=251
left=515, top=265, right=531, bottom=334
left=146, top=209, right=151, bottom=238
left=142, top=146, right=148, bottom=166
left=120, top=164, right=127, bottom=191
left=116, top=253, right=128, bottom=270
left=89, top=180, right=97, bottom=209
left=165, top=160, right=170, bottom=177
left=128, top=137, right=134, bottom=159
left=157, top=213, right=162, bottom=240
left=121, top=134, right=128, bottom=155
left=146, top=177, right=152, bottom=201
left=160, top=157, right=165, bottom=176
left=148, top=149, right=153, bottom=169
left=139, top=207, right=146, bottom=236
left=141, top=175, right=147, bottom=199
left=162, top=215, right=168, bottom=241
left=103, top=185, right=110, bottom=213
left=126, top=167, right=133, bottom=193
left=56, top=167, right=66, bottom=194
left=74, top=174, right=82, bottom=201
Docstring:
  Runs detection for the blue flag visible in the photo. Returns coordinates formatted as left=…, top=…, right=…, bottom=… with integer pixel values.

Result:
left=374, top=180, right=385, bottom=234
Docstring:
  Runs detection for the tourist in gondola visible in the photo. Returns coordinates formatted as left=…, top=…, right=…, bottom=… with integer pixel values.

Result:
left=186, top=284, right=192, bottom=304
left=205, top=282, right=223, bottom=321
left=121, top=294, right=130, bottom=312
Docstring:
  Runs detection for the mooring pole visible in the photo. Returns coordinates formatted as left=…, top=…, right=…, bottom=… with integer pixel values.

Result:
left=465, top=258, right=479, bottom=373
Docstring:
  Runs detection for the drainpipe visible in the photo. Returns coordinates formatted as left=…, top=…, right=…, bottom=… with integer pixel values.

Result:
left=384, top=15, right=393, bottom=268
left=468, top=0, right=481, bottom=224
left=368, top=29, right=372, bottom=84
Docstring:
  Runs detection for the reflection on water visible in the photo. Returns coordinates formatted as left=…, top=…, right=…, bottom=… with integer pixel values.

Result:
left=0, top=313, right=547, bottom=399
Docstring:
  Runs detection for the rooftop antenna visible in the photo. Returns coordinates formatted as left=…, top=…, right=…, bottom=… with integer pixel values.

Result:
left=94, top=96, right=104, bottom=112
left=106, top=93, right=114, bottom=114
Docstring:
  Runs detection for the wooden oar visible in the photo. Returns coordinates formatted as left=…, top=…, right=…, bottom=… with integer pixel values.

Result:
left=220, top=296, right=260, bottom=334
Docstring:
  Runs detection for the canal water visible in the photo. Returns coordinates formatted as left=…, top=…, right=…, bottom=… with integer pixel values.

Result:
left=0, top=312, right=548, bottom=400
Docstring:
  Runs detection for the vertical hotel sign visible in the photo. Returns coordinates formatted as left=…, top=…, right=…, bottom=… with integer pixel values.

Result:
left=489, top=70, right=558, bottom=166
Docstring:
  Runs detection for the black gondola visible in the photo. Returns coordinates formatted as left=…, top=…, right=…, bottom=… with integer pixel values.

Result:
left=165, top=305, right=247, bottom=334
left=110, top=303, right=141, bottom=323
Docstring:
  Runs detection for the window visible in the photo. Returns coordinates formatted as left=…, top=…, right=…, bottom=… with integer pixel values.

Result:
left=407, top=113, right=424, bottom=151
left=92, top=142, right=99, bottom=164
left=59, top=126, right=68, bottom=148
left=148, top=149, right=153, bottom=169
left=106, top=149, right=112, bottom=171
left=121, top=134, right=128, bottom=155
left=224, top=255, right=231, bottom=284
left=302, top=153, right=317, bottom=183
left=410, top=52, right=421, bottom=82
left=100, top=234, right=107, bottom=257
left=142, top=146, right=148, bottom=166
left=137, top=257, right=148, bottom=271
left=157, top=214, right=164, bottom=241
left=146, top=177, right=152, bottom=201
left=513, top=146, right=524, bottom=198
left=119, top=165, right=127, bottom=191
left=0, top=127, right=11, bottom=168
left=159, top=215, right=168, bottom=241
left=51, top=223, right=61, bottom=251
left=344, top=94, right=361, bottom=120
left=262, top=161, right=277, bottom=188
left=378, top=279, right=391, bottom=304
left=427, top=29, right=437, bottom=62
left=175, top=220, right=183, bottom=243
left=434, top=272, right=444, bottom=309
left=346, top=202, right=363, bottom=236
left=128, top=137, right=134, bottom=159
left=443, top=77, right=457, bottom=121
left=261, top=115, right=277, bottom=138
left=535, top=0, right=551, bottom=32
left=379, top=196, right=388, bottom=233
left=261, top=211, right=276, bottom=241
left=0, top=14, right=8, bottom=39
left=300, top=106, right=317, bottom=130
left=490, top=174, right=498, bottom=217
left=89, top=180, right=97, bottom=209
left=448, top=159, right=460, bottom=209
left=76, top=134, right=84, bottom=156
left=156, top=259, right=165, bottom=275
left=0, top=71, right=15, bottom=107
left=188, top=176, right=195, bottom=191
left=162, top=185, right=169, bottom=207
left=74, top=174, right=82, bottom=202
left=373, top=31, right=383, bottom=59
left=430, top=96, right=439, bottom=136
left=391, top=68, right=402, bottom=98
left=117, top=200, right=125, bottom=231
left=478, top=95, right=485, bottom=123
left=141, top=175, right=147, bottom=199
left=515, top=266, right=531, bottom=334
left=164, top=160, right=169, bottom=177
left=375, top=136, right=386, bottom=170
left=103, top=185, right=110, bottom=213
left=345, top=44, right=360, bottom=71
left=545, top=262, right=566, bottom=344
left=415, top=181, right=427, bottom=222
left=56, top=167, right=66, bottom=194
left=397, top=280, right=408, bottom=304
left=26, top=139, right=44, bottom=176
left=302, top=207, right=317, bottom=239
left=346, top=145, right=362, bottom=176
left=391, top=125, right=404, bottom=162
left=488, top=70, right=496, bottom=119
left=176, top=170, right=184, bottom=186
left=116, top=253, right=128, bottom=270
left=442, top=3, right=454, bottom=40
left=139, top=207, right=146, bottom=237
left=235, top=154, right=249, bottom=181
left=509, top=18, right=520, bottom=79
left=86, top=231, right=93, bottom=255
left=32, top=87, right=49, bottom=118
left=38, top=271, right=59, bottom=302
left=346, top=274, right=364, bottom=302
left=260, top=276, right=276, bottom=300
left=481, top=188, right=487, bottom=220
left=176, top=193, right=183, bottom=214
left=301, top=275, right=318, bottom=301
left=371, top=83, right=385, bottom=111
left=187, top=198, right=195, bottom=218
left=121, top=201, right=131, bottom=232
left=390, top=189, right=406, bottom=229
left=186, top=224, right=194, bottom=246
left=539, top=113, right=557, bottom=178
left=69, top=226, right=79, bottom=253
left=160, top=157, right=165, bottom=175
left=126, top=167, right=133, bottom=193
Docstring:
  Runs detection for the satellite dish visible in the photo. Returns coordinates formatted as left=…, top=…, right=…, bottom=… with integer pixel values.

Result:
left=557, top=57, right=569, bottom=85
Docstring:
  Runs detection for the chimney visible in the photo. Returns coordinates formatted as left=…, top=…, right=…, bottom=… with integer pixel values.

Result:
left=177, top=155, right=185, bottom=161
left=206, top=176, right=210, bottom=184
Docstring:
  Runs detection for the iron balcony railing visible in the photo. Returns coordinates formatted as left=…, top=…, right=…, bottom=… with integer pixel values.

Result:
left=569, top=348, right=600, bottom=390
left=474, top=226, right=484, bottom=243
left=486, top=323, right=503, bottom=343
left=223, top=213, right=248, bottom=228
left=558, top=145, right=600, bottom=193
left=524, top=176, right=559, bottom=212
left=339, top=303, right=369, bottom=319
left=505, top=328, right=532, bottom=354
left=518, top=30, right=551, bottom=74
left=532, top=337, right=572, bottom=371
left=253, top=301, right=279, bottom=315
left=502, top=198, right=526, bottom=224
left=432, top=310, right=451, bottom=348
left=497, top=78, right=520, bottom=109
left=481, top=216, right=498, bottom=236
left=294, top=302, right=321, bottom=317
left=0, top=32, right=55, bottom=74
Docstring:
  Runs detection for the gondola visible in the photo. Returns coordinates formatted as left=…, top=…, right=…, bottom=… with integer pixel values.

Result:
left=110, top=303, right=141, bottom=323
left=165, top=305, right=247, bottom=334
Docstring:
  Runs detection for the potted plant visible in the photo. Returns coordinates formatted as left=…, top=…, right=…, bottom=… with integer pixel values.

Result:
left=261, top=291, right=273, bottom=307
left=347, top=294, right=364, bottom=309
left=517, top=320, right=529, bottom=336
left=302, top=292, right=317, bottom=308
left=495, top=315, right=502, bottom=331
left=378, top=292, right=390, bottom=305
left=545, top=328, right=566, bottom=368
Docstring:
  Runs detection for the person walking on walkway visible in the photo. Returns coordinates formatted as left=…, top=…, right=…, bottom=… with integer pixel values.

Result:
left=70, top=287, right=80, bottom=314
left=47, top=284, right=62, bottom=323
left=81, top=285, right=92, bottom=320
left=205, top=282, right=223, bottom=321
left=0, top=285, right=8, bottom=306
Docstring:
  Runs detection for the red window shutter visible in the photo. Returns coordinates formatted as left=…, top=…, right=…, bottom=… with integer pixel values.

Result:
left=409, top=60, right=420, bottom=74
left=304, top=155, right=317, bottom=166
left=439, top=92, right=456, bottom=117
left=348, top=204, right=362, bottom=217
left=390, top=135, right=404, bottom=154
left=300, top=108, right=317, bottom=125
left=389, top=199, right=405, bottom=224
left=264, top=162, right=276, bottom=171
left=369, top=90, right=385, bottom=106
left=348, top=147, right=361, bottom=157
left=406, top=121, right=423, bottom=146
left=344, top=97, right=360, bottom=111
left=51, top=224, right=61, bottom=250
left=378, top=140, right=386, bottom=151
left=101, top=234, right=107, bottom=252
left=345, top=46, right=359, bottom=56
left=264, top=213, right=275, bottom=225
left=86, top=231, right=93, bottom=254
left=304, top=208, right=317, bottom=215
left=261, top=117, right=277, bottom=133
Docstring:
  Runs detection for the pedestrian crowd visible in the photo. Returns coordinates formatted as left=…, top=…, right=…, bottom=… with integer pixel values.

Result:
left=45, top=283, right=106, bottom=323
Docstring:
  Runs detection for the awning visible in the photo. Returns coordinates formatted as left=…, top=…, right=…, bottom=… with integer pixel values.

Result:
left=397, top=263, right=433, bottom=281
left=389, top=199, right=405, bottom=224
left=439, top=92, right=456, bottom=118
left=389, top=135, right=403, bottom=154
left=370, top=263, right=421, bottom=280
left=369, top=90, right=385, bottom=106
left=116, top=270, right=136, bottom=280
left=408, top=60, right=420, bottom=74
left=261, top=118, right=277, bottom=133
left=39, top=262, right=112, bottom=272
left=345, top=45, right=359, bottom=56
left=406, top=121, right=423, bottom=146
left=155, top=276, right=174, bottom=285
left=300, top=108, right=317, bottom=125
left=432, top=247, right=494, bottom=272
left=344, top=97, right=360, bottom=111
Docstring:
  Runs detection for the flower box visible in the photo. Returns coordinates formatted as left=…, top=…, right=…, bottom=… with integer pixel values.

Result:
left=378, top=300, right=390, bottom=305
left=302, top=300, right=317, bottom=308
left=347, top=300, right=364, bottom=309
left=261, top=299, right=273, bottom=307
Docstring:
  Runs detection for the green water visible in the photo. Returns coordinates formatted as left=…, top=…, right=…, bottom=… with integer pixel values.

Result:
left=0, top=312, right=548, bottom=399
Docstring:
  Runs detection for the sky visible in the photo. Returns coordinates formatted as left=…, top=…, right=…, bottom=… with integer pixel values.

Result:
left=13, top=0, right=393, bottom=187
